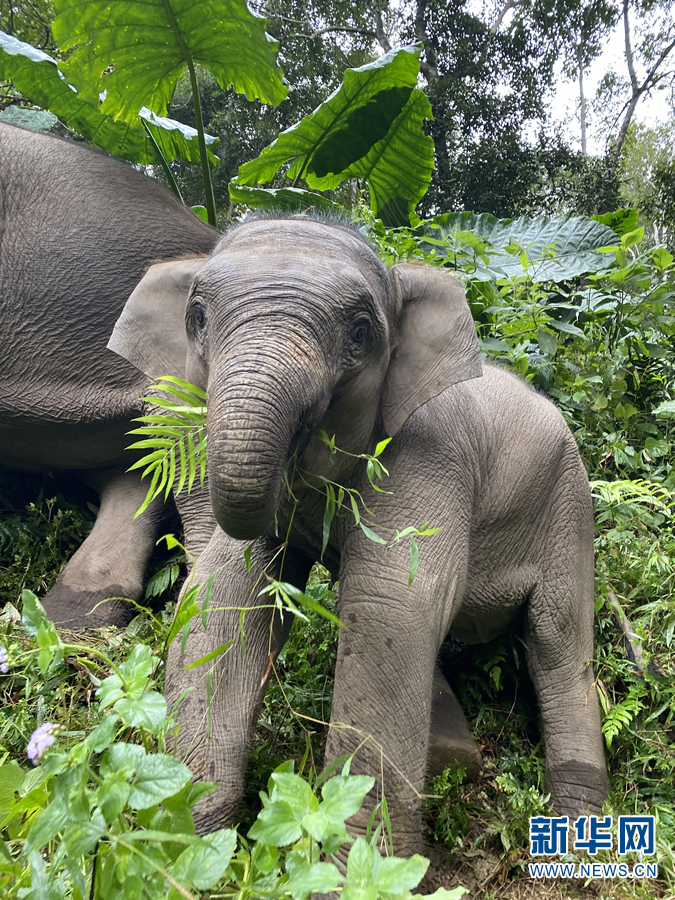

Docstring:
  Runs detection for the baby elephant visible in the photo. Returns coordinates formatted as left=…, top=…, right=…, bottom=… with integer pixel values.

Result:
left=110, top=215, right=608, bottom=850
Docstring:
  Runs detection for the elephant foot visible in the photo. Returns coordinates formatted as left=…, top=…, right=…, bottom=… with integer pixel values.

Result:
left=427, top=668, right=482, bottom=780
left=42, top=577, right=135, bottom=629
left=38, top=467, right=169, bottom=629
left=547, top=761, right=609, bottom=817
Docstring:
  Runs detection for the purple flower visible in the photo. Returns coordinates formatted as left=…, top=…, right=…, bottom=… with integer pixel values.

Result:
left=26, top=723, right=57, bottom=765
left=0, top=646, right=7, bottom=674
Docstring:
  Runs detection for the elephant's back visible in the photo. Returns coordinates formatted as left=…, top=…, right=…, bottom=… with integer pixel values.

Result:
left=0, top=124, right=218, bottom=451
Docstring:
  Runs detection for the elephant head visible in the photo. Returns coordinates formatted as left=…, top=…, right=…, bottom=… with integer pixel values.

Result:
left=108, top=215, right=482, bottom=543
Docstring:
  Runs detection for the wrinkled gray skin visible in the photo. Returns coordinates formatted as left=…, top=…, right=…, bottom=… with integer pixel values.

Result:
left=0, top=123, right=218, bottom=625
left=111, top=217, right=609, bottom=853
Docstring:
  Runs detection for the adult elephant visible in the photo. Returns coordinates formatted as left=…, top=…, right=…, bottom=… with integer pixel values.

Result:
left=110, top=215, right=609, bottom=851
left=0, top=122, right=218, bottom=626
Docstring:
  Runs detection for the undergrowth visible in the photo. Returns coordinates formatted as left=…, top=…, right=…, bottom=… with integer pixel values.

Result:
left=1, top=220, right=675, bottom=897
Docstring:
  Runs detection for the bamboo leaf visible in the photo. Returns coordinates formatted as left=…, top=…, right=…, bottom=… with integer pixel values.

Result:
left=182, top=641, right=233, bottom=670
left=360, top=523, right=387, bottom=545
left=177, top=437, right=188, bottom=495
left=187, top=429, right=197, bottom=493
left=322, top=484, right=336, bottom=560
left=408, top=538, right=419, bottom=586
left=154, top=376, right=207, bottom=399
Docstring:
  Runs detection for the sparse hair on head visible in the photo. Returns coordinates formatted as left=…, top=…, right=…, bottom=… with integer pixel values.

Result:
left=213, top=208, right=372, bottom=255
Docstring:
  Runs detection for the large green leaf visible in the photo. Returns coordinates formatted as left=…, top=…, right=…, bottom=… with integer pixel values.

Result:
left=592, top=208, right=639, bottom=237
left=420, top=213, right=619, bottom=281
left=0, top=30, right=149, bottom=162
left=0, top=34, right=219, bottom=165
left=236, top=44, right=432, bottom=224
left=228, top=182, right=343, bottom=214
left=139, top=107, right=219, bottom=165
left=0, top=105, right=57, bottom=130
left=53, top=0, right=287, bottom=124
left=319, top=88, right=434, bottom=227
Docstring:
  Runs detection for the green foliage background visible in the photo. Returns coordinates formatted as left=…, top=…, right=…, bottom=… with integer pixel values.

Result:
left=0, top=1, right=674, bottom=897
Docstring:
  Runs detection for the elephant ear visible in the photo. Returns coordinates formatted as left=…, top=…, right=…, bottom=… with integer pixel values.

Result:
left=107, top=257, right=205, bottom=378
left=381, top=263, right=482, bottom=436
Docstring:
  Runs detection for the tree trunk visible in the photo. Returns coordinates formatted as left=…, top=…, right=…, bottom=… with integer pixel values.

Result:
left=577, top=44, right=587, bottom=155
left=608, top=0, right=675, bottom=172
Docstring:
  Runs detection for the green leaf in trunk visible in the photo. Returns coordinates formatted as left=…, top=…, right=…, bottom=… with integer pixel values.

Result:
left=128, top=754, right=191, bottom=809
left=171, top=828, right=237, bottom=890
left=114, top=690, right=167, bottom=734
left=52, top=0, right=287, bottom=123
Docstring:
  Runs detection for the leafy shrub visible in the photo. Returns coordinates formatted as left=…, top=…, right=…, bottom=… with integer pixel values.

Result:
left=0, top=592, right=468, bottom=900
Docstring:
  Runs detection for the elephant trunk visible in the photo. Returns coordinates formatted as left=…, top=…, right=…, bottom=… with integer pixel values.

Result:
left=208, top=339, right=327, bottom=540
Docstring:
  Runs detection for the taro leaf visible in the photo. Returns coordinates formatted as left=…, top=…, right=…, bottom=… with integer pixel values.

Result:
left=53, top=0, right=287, bottom=124
left=655, top=400, right=675, bottom=419
left=309, top=85, right=412, bottom=177
left=236, top=45, right=430, bottom=224
left=592, top=208, right=639, bottom=237
left=139, top=107, right=219, bottom=165
left=0, top=30, right=149, bottom=162
left=420, top=213, right=618, bottom=281
left=228, top=182, right=343, bottom=214
left=0, top=106, right=57, bottom=130
left=308, top=88, right=434, bottom=227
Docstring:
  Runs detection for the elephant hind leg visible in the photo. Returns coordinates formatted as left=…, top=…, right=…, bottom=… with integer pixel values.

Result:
left=41, top=467, right=169, bottom=629
left=525, top=455, right=608, bottom=816
left=427, top=667, right=482, bottom=779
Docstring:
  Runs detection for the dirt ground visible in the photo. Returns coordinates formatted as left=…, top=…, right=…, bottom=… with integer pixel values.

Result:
left=420, top=843, right=666, bottom=899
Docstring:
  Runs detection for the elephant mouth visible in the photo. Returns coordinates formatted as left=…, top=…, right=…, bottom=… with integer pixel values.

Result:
left=288, top=421, right=314, bottom=461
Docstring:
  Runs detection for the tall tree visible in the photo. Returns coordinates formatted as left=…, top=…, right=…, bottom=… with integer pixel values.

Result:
left=608, top=0, right=675, bottom=169
left=532, top=0, right=617, bottom=154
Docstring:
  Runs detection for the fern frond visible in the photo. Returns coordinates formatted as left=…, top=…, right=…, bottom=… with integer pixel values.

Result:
left=127, top=377, right=208, bottom=517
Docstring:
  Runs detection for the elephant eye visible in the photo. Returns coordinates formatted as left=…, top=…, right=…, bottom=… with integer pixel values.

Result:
left=348, top=320, right=371, bottom=352
left=191, top=303, right=206, bottom=331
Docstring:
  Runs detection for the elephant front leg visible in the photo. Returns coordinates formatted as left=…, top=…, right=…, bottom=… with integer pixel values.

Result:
left=324, top=543, right=451, bottom=857
left=165, top=527, right=312, bottom=835
left=42, top=467, right=168, bottom=628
